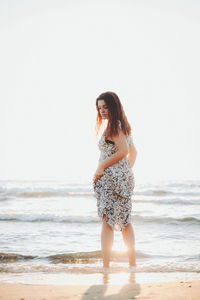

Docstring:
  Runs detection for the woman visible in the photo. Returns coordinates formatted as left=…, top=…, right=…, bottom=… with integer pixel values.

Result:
left=93, top=91, right=138, bottom=273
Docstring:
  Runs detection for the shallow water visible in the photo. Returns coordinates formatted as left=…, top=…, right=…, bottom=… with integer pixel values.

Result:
left=0, top=179, right=200, bottom=284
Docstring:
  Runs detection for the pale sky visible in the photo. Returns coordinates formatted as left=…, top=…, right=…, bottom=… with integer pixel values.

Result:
left=0, top=0, right=200, bottom=185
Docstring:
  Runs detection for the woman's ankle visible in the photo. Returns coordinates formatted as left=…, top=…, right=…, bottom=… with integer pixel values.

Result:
left=129, top=262, right=136, bottom=267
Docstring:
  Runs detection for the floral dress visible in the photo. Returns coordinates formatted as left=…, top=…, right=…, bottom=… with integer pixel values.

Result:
left=93, top=121, right=135, bottom=231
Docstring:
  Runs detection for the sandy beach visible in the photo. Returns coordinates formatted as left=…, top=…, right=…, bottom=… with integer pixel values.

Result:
left=0, top=280, right=200, bottom=300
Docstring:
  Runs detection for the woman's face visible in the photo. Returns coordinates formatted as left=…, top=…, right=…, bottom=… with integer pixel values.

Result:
left=97, top=100, right=109, bottom=120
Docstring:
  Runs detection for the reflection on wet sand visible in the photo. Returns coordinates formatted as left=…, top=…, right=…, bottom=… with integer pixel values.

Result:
left=102, top=272, right=137, bottom=285
left=82, top=273, right=140, bottom=299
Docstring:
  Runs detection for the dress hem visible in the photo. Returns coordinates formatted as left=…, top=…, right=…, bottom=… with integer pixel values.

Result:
left=100, top=213, right=132, bottom=231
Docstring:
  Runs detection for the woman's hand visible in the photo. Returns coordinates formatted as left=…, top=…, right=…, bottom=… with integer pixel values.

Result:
left=93, top=164, right=105, bottom=183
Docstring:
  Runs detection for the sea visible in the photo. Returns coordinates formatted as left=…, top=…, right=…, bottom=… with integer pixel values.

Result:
left=0, top=179, right=200, bottom=285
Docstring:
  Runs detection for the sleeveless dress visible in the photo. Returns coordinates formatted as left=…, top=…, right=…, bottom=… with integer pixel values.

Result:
left=93, top=121, right=135, bottom=231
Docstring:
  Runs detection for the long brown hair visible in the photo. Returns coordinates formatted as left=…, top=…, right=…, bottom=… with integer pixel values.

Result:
left=95, top=91, right=132, bottom=138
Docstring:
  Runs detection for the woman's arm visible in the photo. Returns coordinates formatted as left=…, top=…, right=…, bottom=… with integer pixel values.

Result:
left=127, top=142, right=137, bottom=168
left=93, top=130, right=129, bottom=182
left=101, top=130, right=129, bottom=170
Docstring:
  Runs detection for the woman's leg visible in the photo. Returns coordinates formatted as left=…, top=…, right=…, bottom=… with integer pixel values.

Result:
left=101, top=215, right=114, bottom=268
left=122, top=223, right=136, bottom=267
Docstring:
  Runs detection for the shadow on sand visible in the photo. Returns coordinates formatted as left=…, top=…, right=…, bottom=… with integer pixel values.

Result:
left=82, top=273, right=141, bottom=300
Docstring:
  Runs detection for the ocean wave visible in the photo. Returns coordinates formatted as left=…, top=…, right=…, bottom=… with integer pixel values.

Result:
left=0, top=250, right=149, bottom=263
left=0, top=261, right=199, bottom=274
left=0, top=213, right=199, bottom=225
left=19, top=191, right=93, bottom=198
left=136, top=189, right=200, bottom=197
left=1, top=180, right=200, bottom=199
left=0, top=253, right=36, bottom=262
left=134, top=197, right=200, bottom=205
left=133, top=215, right=200, bottom=225
left=48, top=250, right=150, bottom=263
left=0, top=214, right=100, bottom=223
left=0, top=183, right=93, bottom=199
left=0, top=191, right=93, bottom=199
left=2, top=189, right=200, bottom=199
left=0, top=194, right=199, bottom=208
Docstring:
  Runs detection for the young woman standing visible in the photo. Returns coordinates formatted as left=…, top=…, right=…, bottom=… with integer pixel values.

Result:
left=93, top=91, right=138, bottom=273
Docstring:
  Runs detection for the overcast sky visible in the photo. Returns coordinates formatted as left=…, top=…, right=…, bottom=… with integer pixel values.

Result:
left=0, top=0, right=200, bottom=185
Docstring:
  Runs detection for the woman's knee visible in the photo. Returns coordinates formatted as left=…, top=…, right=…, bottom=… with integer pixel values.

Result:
left=122, top=223, right=131, bottom=232
left=102, top=215, right=113, bottom=231
left=103, top=214, right=107, bottom=221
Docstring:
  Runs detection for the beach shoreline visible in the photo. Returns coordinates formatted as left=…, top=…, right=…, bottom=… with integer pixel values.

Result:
left=0, top=280, right=199, bottom=300
left=1, top=180, right=199, bottom=299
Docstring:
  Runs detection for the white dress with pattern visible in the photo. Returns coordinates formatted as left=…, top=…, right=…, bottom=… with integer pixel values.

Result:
left=93, top=121, right=135, bottom=231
